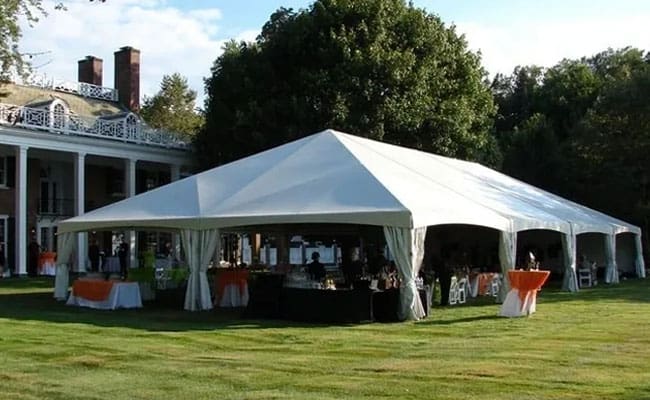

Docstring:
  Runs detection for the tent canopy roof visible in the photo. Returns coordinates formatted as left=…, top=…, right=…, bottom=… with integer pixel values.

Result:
left=58, top=129, right=640, bottom=236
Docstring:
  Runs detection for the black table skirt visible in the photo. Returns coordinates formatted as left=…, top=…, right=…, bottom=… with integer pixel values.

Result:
left=245, top=273, right=431, bottom=323
left=280, top=288, right=374, bottom=323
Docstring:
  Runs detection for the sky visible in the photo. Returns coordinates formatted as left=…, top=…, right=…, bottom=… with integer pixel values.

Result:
left=18, top=0, right=650, bottom=107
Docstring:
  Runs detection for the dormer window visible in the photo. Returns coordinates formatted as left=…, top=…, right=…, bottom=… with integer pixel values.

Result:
left=124, top=113, right=139, bottom=138
left=51, top=100, right=68, bottom=130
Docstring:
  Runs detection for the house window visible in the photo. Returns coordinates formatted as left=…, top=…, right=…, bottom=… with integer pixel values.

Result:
left=0, top=157, right=6, bottom=187
left=0, top=216, right=7, bottom=262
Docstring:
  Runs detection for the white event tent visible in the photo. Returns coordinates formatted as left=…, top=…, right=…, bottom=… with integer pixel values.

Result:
left=55, top=129, right=645, bottom=320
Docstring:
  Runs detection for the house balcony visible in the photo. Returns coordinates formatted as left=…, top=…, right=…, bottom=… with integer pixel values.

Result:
left=0, top=102, right=189, bottom=150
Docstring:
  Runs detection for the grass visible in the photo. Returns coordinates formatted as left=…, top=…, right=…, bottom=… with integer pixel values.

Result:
left=1, top=278, right=650, bottom=399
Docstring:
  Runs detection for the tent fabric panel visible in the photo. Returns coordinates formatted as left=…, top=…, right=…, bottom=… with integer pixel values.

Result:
left=338, top=133, right=571, bottom=234
left=383, top=226, right=426, bottom=321
left=182, top=229, right=219, bottom=311
left=54, top=232, right=75, bottom=300
left=338, top=134, right=512, bottom=233
left=604, top=233, right=619, bottom=284
left=634, top=233, right=646, bottom=278
left=498, top=230, right=517, bottom=302
left=561, top=231, right=579, bottom=292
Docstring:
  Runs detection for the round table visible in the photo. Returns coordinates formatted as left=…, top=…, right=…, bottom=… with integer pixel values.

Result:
left=499, top=270, right=550, bottom=317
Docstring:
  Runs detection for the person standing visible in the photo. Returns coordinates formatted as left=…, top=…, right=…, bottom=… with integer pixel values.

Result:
left=88, top=239, right=100, bottom=272
left=117, top=236, right=128, bottom=279
left=434, top=249, right=453, bottom=306
left=308, top=251, right=326, bottom=281
left=28, top=236, right=40, bottom=277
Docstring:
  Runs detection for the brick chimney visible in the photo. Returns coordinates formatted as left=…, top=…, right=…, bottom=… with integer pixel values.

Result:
left=114, top=46, right=140, bottom=111
left=78, top=56, right=103, bottom=86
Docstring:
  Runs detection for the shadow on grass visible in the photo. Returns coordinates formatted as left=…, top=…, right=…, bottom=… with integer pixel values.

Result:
left=0, top=278, right=362, bottom=332
left=416, top=314, right=501, bottom=326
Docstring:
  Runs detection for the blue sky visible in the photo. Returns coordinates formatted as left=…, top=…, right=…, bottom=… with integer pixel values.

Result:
left=19, top=0, right=650, bottom=104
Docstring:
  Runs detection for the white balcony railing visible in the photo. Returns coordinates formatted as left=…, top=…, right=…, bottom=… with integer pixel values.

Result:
left=28, top=77, right=119, bottom=102
left=0, top=103, right=189, bottom=149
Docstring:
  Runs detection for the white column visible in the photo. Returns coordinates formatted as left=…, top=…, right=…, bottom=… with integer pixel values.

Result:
left=125, top=158, right=137, bottom=268
left=14, top=146, right=28, bottom=276
left=74, top=152, right=87, bottom=272
left=170, top=164, right=181, bottom=260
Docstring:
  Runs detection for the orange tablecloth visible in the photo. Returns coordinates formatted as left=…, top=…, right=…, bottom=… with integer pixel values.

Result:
left=499, top=270, right=550, bottom=317
left=215, top=269, right=249, bottom=303
left=39, top=252, right=56, bottom=268
left=72, top=280, right=114, bottom=301
left=508, top=270, right=550, bottom=304
left=470, top=272, right=497, bottom=296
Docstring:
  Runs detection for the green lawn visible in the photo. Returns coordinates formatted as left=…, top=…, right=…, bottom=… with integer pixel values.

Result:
left=1, top=278, right=649, bottom=400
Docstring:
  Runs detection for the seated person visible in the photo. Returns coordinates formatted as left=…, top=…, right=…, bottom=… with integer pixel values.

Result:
left=307, top=251, right=326, bottom=281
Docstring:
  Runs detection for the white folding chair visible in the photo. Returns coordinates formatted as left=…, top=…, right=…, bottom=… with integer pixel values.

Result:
left=449, top=276, right=459, bottom=305
left=578, top=269, right=592, bottom=288
left=591, top=262, right=598, bottom=286
left=457, top=277, right=468, bottom=304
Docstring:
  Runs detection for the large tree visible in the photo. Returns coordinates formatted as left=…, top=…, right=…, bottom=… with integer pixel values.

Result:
left=0, top=0, right=46, bottom=81
left=196, top=0, right=498, bottom=169
left=140, top=73, right=203, bottom=140
left=569, top=50, right=650, bottom=232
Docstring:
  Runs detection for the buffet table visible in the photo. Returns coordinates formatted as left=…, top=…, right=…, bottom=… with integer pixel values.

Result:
left=66, top=279, right=142, bottom=310
left=215, top=269, right=249, bottom=307
left=499, top=270, right=550, bottom=317
left=38, top=252, right=57, bottom=276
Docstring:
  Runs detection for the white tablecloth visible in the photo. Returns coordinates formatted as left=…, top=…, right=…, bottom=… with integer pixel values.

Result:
left=499, top=289, right=537, bottom=317
left=39, top=261, right=56, bottom=276
left=66, top=282, right=142, bottom=310
left=102, top=256, right=121, bottom=273
left=219, top=283, right=250, bottom=307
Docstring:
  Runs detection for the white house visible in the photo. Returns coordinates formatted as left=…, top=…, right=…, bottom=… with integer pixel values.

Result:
left=0, top=46, right=192, bottom=276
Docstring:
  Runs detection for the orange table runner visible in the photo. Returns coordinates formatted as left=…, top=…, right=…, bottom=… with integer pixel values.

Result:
left=72, top=280, right=114, bottom=301
left=215, top=269, right=249, bottom=302
left=508, top=270, right=550, bottom=304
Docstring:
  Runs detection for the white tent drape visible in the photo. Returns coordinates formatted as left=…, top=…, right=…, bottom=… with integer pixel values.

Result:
left=54, top=232, right=75, bottom=300
left=604, top=233, right=619, bottom=284
left=181, top=229, right=219, bottom=311
left=634, top=233, right=646, bottom=278
left=497, top=230, right=517, bottom=303
left=561, top=229, right=579, bottom=292
left=383, top=226, right=426, bottom=321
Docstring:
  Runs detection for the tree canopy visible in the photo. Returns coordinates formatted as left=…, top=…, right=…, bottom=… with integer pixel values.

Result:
left=140, top=73, right=203, bottom=140
left=492, top=47, right=650, bottom=239
left=196, top=0, right=498, bottom=169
